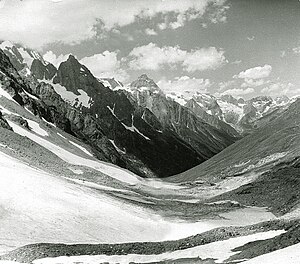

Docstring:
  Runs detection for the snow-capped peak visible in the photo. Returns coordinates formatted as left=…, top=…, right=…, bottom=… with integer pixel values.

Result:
left=0, top=40, right=14, bottom=49
left=130, top=74, right=161, bottom=92
left=0, top=40, right=46, bottom=69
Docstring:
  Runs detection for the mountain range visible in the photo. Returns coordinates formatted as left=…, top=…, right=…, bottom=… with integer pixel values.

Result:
left=0, top=40, right=243, bottom=178
left=1, top=40, right=300, bottom=263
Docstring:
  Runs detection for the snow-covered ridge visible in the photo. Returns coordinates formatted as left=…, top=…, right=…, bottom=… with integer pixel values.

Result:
left=0, top=40, right=46, bottom=69
left=165, top=91, right=293, bottom=132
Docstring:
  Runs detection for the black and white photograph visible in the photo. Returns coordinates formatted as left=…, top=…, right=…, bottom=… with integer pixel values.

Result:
left=0, top=0, right=300, bottom=263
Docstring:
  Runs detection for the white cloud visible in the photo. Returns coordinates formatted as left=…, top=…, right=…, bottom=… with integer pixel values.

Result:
left=169, top=13, right=186, bottom=29
left=128, top=43, right=186, bottom=70
left=235, top=64, right=272, bottom=80
left=280, top=50, right=286, bottom=58
left=158, top=76, right=211, bottom=96
left=221, top=88, right=254, bottom=96
left=128, top=43, right=226, bottom=72
left=80, top=51, right=129, bottom=82
left=43, top=51, right=70, bottom=67
left=292, top=47, right=300, bottom=54
left=219, top=80, right=235, bottom=91
left=231, top=60, right=242, bottom=65
left=183, top=47, right=226, bottom=72
left=158, top=23, right=168, bottom=30
left=0, top=0, right=97, bottom=49
left=0, top=0, right=228, bottom=49
left=241, top=78, right=268, bottom=88
left=261, top=82, right=299, bottom=97
left=145, top=28, right=158, bottom=36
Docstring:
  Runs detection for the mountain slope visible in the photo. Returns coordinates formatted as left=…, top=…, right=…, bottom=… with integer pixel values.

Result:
left=42, top=55, right=204, bottom=177
left=0, top=45, right=204, bottom=178
left=1, top=41, right=300, bottom=264
left=167, top=98, right=300, bottom=221
left=116, top=74, right=239, bottom=159
left=170, top=98, right=300, bottom=182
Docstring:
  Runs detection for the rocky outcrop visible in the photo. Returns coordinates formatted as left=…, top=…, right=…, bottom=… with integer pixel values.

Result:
left=0, top=111, right=12, bottom=130
left=31, top=59, right=57, bottom=80
left=8, top=115, right=30, bottom=130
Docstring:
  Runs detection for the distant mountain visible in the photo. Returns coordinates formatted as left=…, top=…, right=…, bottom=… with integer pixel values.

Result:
left=114, top=74, right=239, bottom=159
left=0, top=40, right=46, bottom=76
left=167, top=90, right=293, bottom=134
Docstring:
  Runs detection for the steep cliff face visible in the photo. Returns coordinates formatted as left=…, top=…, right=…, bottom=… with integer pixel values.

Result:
left=0, top=48, right=125, bottom=170
left=1, top=47, right=204, bottom=178
left=49, top=56, right=203, bottom=177
left=185, top=98, right=239, bottom=138
left=117, top=74, right=239, bottom=159
left=31, top=59, right=57, bottom=80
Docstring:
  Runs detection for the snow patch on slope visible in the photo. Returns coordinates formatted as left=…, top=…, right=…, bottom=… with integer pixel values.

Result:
left=33, top=230, right=285, bottom=264
left=107, top=106, right=150, bottom=140
left=0, top=151, right=171, bottom=255
left=69, top=140, right=93, bottom=157
left=122, top=115, right=151, bottom=141
left=0, top=85, right=13, bottom=101
left=109, top=139, right=126, bottom=154
left=242, top=242, right=300, bottom=264
left=25, top=119, right=49, bottom=137
left=7, top=120, right=140, bottom=185
left=53, top=84, right=92, bottom=108
left=43, top=80, right=92, bottom=108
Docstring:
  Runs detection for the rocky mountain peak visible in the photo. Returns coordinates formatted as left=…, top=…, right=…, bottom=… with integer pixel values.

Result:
left=220, top=94, right=239, bottom=106
left=67, top=54, right=77, bottom=62
left=131, top=74, right=159, bottom=90
left=250, top=95, right=272, bottom=103
left=275, top=95, right=289, bottom=104
left=53, top=54, right=99, bottom=96
left=139, top=73, right=151, bottom=80
left=0, top=41, right=45, bottom=71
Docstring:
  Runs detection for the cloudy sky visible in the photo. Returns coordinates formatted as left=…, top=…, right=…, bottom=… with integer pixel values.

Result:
left=0, top=0, right=300, bottom=98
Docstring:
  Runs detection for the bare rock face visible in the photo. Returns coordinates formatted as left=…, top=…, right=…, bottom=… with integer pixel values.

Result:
left=31, top=59, right=57, bottom=81
left=1, top=48, right=204, bottom=178
left=124, top=74, right=239, bottom=159
left=0, top=111, right=12, bottom=130
left=8, top=115, right=30, bottom=130
left=185, top=98, right=239, bottom=138
left=48, top=57, right=203, bottom=177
